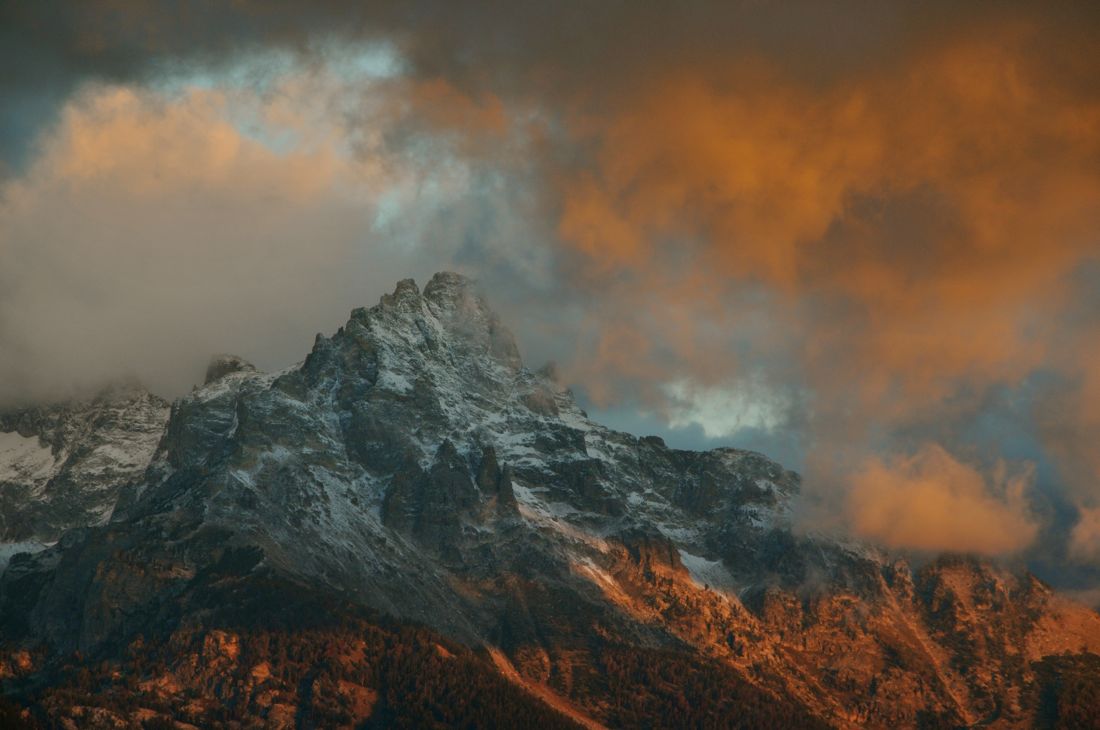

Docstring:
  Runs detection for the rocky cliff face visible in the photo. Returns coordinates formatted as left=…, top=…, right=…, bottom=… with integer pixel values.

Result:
left=0, top=384, right=169, bottom=565
left=1, top=272, right=1098, bottom=729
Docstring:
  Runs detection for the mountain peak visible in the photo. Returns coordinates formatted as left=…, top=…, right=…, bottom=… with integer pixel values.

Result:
left=376, top=277, right=422, bottom=312
left=346, top=271, right=522, bottom=373
left=422, top=270, right=475, bottom=302
left=204, top=354, right=257, bottom=385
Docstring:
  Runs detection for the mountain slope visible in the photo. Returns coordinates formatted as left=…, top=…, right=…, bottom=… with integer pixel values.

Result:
left=0, top=384, right=169, bottom=566
left=1, top=272, right=1098, bottom=728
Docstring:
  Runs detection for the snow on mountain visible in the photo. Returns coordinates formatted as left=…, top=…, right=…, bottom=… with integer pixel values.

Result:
left=0, top=431, right=56, bottom=487
left=0, top=384, right=170, bottom=546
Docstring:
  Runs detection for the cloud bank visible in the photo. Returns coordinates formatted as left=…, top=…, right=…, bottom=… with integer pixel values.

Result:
left=848, top=445, right=1038, bottom=556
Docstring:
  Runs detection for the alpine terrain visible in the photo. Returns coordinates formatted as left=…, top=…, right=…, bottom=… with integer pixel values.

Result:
left=1, top=273, right=1098, bottom=729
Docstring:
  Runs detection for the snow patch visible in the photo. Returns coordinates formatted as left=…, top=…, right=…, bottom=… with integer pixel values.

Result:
left=514, top=483, right=610, bottom=552
left=573, top=557, right=622, bottom=595
left=376, top=370, right=414, bottom=394
left=0, top=431, right=57, bottom=483
left=657, top=523, right=701, bottom=542
left=678, top=549, right=737, bottom=593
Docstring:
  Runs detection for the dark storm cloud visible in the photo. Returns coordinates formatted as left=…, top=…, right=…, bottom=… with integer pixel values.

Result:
left=6, top=1, right=1096, bottom=171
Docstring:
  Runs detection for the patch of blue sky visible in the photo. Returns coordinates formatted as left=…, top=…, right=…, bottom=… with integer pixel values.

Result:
left=576, top=384, right=808, bottom=470
left=147, top=47, right=296, bottom=96
left=150, top=39, right=403, bottom=93
left=144, top=40, right=405, bottom=155
left=314, top=38, right=406, bottom=81
left=370, top=164, right=472, bottom=235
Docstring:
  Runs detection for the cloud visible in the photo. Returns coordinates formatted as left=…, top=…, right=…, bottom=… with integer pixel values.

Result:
left=1070, top=507, right=1100, bottom=563
left=0, top=60, right=532, bottom=404
left=1037, top=330, right=1100, bottom=492
left=663, top=378, right=793, bottom=439
left=556, top=28, right=1099, bottom=399
left=847, top=445, right=1039, bottom=555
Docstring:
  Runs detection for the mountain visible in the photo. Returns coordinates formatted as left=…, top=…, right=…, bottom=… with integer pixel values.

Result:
left=1, top=272, right=1098, bottom=729
left=0, top=383, right=169, bottom=568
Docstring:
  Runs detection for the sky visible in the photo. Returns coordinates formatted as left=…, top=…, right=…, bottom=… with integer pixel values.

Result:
left=1, top=1, right=1099, bottom=596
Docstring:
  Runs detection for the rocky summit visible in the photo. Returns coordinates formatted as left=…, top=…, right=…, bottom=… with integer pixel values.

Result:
left=1, top=272, right=1099, bottom=729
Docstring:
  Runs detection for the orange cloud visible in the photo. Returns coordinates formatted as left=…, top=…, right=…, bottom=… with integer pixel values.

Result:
left=1070, top=507, right=1100, bottom=563
left=847, top=445, right=1039, bottom=555
left=557, top=26, right=1100, bottom=406
left=1036, top=331, right=1100, bottom=552
left=41, top=85, right=348, bottom=200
